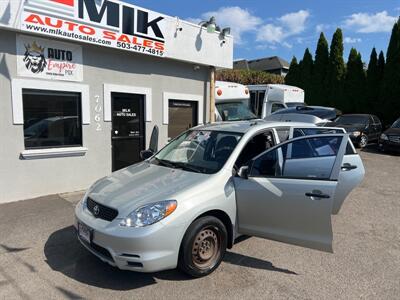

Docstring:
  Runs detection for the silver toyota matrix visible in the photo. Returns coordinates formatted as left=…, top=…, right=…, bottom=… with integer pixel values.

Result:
left=75, top=121, right=365, bottom=277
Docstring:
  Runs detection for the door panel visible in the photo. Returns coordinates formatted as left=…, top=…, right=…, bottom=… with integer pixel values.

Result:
left=112, top=92, right=145, bottom=171
left=168, top=100, right=197, bottom=140
left=234, top=134, right=347, bottom=252
left=288, top=126, right=365, bottom=214
left=235, top=177, right=336, bottom=252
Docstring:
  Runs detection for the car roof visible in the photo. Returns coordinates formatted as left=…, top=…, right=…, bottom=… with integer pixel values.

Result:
left=194, top=120, right=315, bottom=134
left=338, top=114, right=370, bottom=117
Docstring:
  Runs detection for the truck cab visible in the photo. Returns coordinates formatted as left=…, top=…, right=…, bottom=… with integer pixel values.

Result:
left=215, top=81, right=257, bottom=121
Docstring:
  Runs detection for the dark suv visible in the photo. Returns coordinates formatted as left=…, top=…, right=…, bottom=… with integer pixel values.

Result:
left=378, top=118, right=400, bottom=153
left=327, top=114, right=382, bottom=148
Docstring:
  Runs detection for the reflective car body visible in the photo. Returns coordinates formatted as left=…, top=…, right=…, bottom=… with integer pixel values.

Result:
left=75, top=121, right=365, bottom=273
left=378, top=118, right=400, bottom=153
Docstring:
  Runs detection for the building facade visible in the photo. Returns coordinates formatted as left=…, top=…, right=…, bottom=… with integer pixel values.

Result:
left=0, top=0, right=233, bottom=203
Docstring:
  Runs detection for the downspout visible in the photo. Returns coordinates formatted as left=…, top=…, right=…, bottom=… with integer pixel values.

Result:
left=209, top=66, right=216, bottom=123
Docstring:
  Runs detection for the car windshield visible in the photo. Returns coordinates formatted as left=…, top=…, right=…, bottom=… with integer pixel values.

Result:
left=335, top=115, right=368, bottom=125
left=391, top=119, right=400, bottom=128
left=151, top=130, right=242, bottom=174
left=216, top=100, right=257, bottom=121
left=285, top=102, right=306, bottom=107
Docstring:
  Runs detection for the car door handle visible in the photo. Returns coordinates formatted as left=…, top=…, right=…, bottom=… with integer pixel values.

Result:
left=341, top=163, right=357, bottom=171
left=305, top=192, right=330, bottom=199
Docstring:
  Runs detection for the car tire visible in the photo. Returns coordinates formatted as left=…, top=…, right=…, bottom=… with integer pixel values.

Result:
left=178, top=216, right=227, bottom=277
left=358, top=134, right=368, bottom=148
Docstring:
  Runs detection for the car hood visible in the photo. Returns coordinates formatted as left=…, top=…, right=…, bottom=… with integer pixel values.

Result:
left=384, top=127, right=400, bottom=135
left=88, top=162, right=209, bottom=214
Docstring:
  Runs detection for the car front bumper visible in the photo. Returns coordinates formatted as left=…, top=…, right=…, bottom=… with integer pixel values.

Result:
left=74, top=202, right=185, bottom=273
left=378, top=139, right=400, bottom=153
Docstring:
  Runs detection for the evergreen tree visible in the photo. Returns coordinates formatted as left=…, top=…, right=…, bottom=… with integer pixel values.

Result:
left=311, top=32, right=329, bottom=105
left=285, top=56, right=300, bottom=86
left=298, top=48, right=313, bottom=102
left=381, top=18, right=400, bottom=124
left=378, top=50, right=385, bottom=80
left=325, top=29, right=346, bottom=108
left=344, top=48, right=366, bottom=113
left=366, top=48, right=379, bottom=112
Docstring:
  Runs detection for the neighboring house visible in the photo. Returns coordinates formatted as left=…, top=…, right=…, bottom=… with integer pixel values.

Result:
left=233, top=56, right=289, bottom=77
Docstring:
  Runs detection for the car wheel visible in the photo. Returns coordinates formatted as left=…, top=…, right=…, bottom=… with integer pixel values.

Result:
left=359, top=134, right=368, bottom=148
left=178, top=216, right=227, bottom=277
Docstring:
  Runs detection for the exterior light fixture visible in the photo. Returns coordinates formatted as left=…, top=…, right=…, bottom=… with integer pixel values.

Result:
left=199, top=16, right=217, bottom=33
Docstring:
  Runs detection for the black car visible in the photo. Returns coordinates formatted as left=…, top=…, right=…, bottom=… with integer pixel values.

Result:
left=272, top=105, right=342, bottom=121
left=327, top=114, right=382, bottom=148
left=378, top=118, right=400, bottom=153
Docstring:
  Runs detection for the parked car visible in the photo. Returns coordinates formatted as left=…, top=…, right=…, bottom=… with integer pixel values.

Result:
left=75, top=121, right=364, bottom=277
left=327, top=114, right=382, bottom=148
left=378, top=117, right=400, bottom=153
left=272, top=106, right=342, bottom=123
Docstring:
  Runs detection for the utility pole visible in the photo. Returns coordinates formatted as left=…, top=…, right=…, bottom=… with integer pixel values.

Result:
left=209, top=66, right=216, bottom=122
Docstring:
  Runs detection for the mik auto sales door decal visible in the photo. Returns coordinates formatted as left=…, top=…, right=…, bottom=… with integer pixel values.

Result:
left=20, top=0, right=165, bottom=57
left=17, top=35, right=83, bottom=81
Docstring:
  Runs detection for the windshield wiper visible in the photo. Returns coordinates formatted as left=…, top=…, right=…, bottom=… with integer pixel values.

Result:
left=173, top=162, right=203, bottom=173
left=154, top=158, right=176, bottom=169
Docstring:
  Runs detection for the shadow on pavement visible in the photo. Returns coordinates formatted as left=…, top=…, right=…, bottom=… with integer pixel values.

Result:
left=360, top=144, right=399, bottom=156
left=44, top=226, right=296, bottom=291
left=224, top=251, right=298, bottom=275
left=44, top=226, right=192, bottom=291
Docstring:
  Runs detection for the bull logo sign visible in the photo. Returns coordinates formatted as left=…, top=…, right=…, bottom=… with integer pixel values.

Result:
left=23, top=41, right=47, bottom=74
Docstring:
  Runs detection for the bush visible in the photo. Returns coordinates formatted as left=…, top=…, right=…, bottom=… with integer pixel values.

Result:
left=216, top=69, right=284, bottom=85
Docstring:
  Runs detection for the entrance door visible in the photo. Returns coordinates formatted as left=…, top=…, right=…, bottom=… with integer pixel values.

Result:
left=111, top=92, right=145, bottom=171
left=168, top=100, right=198, bottom=140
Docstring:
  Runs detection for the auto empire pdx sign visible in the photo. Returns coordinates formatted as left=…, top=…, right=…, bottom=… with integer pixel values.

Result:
left=21, top=0, right=166, bottom=57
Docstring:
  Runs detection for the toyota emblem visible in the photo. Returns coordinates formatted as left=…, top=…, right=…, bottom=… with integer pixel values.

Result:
left=93, top=205, right=100, bottom=216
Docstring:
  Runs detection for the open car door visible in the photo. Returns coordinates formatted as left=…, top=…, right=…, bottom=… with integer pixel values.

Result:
left=288, top=126, right=365, bottom=214
left=234, top=134, right=348, bottom=252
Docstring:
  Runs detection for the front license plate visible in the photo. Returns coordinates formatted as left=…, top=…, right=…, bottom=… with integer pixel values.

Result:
left=78, top=222, right=92, bottom=244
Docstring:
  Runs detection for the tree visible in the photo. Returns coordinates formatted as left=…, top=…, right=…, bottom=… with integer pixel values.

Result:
left=325, top=28, right=346, bottom=108
left=378, top=50, right=385, bottom=80
left=381, top=18, right=400, bottom=124
left=285, top=56, right=300, bottom=86
left=344, top=48, right=366, bottom=113
left=311, top=32, right=329, bottom=106
left=298, top=48, right=313, bottom=102
left=366, top=48, right=379, bottom=112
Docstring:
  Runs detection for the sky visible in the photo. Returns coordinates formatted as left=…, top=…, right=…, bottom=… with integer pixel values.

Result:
left=128, top=0, right=400, bottom=64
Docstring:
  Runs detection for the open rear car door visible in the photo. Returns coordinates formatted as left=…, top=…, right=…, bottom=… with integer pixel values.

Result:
left=234, top=134, right=348, bottom=252
left=288, top=126, right=365, bottom=214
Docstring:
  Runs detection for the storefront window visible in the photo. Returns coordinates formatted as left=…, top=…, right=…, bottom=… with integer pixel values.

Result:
left=23, top=89, right=82, bottom=149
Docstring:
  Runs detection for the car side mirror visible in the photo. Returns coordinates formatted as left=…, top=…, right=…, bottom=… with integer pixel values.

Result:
left=140, top=149, right=154, bottom=160
left=238, top=166, right=249, bottom=179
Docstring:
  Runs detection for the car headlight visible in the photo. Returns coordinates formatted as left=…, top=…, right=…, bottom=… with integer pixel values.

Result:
left=120, top=200, right=177, bottom=227
left=351, top=131, right=361, bottom=137
left=380, top=133, right=388, bottom=140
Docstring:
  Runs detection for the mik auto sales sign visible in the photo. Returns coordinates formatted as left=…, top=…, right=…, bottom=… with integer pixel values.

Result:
left=17, top=35, right=83, bottom=81
left=20, top=0, right=165, bottom=57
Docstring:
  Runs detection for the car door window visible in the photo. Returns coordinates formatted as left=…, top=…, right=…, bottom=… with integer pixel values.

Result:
left=235, top=131, right=275, bottom=169
left=292, top=127, right=356, bottom=155
left=275, top=127, right=290, bottom=143
left=250, top=135, right=344, bottom=180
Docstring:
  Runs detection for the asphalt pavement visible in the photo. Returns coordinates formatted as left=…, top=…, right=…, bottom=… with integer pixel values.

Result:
left=0, top=148, right=399, bottom=299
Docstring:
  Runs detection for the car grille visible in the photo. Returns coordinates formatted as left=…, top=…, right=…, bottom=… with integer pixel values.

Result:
left=86, top=197, right=118, bottom=222
left=388, top=135, right=400, bottom=143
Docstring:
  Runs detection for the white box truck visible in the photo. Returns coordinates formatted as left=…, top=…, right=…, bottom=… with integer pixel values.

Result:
left=215, top=81, right=257, bottom=121
left=248, top=84, right=305, bottom=118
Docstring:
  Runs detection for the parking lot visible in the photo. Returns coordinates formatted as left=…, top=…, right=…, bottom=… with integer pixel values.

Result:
left=0, top=147, right=399, bottom=300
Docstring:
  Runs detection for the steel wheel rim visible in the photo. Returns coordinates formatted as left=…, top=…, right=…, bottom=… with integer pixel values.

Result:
left=360, top=135, right=368, bottom=147
left=192, top=226, right=221, bottom=270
